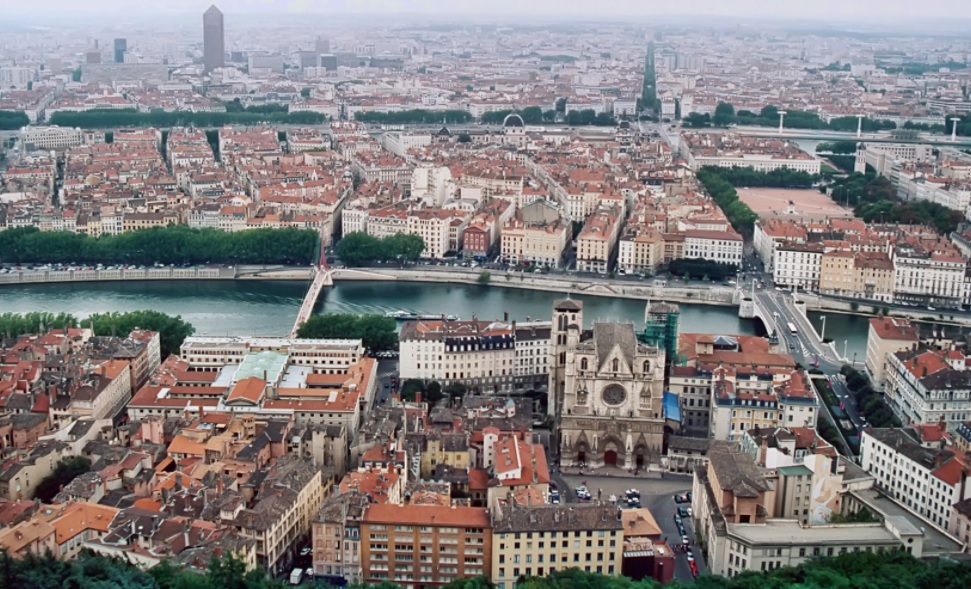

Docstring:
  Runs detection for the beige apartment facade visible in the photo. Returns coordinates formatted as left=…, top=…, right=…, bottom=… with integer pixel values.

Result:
left=490, top=504, right=624, bottom=589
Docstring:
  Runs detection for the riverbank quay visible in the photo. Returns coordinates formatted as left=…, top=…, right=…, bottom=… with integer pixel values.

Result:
left=0, top=264, right=235, bottom=284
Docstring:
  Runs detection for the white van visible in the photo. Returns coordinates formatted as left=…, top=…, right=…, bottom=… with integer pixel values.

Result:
left=289, top=568, right=304, bottom=585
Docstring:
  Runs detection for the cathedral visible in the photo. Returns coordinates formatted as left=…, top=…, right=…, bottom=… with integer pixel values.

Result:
left=549, top=299, right=667, bottom=470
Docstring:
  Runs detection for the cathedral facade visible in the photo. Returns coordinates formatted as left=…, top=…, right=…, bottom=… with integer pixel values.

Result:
left=549, top=299, right=667, bottom=470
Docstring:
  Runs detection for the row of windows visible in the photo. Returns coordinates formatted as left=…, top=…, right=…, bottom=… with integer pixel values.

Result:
left=497, top=564, right=615, bottom=583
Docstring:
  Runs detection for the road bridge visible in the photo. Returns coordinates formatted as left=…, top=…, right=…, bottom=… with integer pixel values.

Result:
left=290, top=238, right=333, bottom=337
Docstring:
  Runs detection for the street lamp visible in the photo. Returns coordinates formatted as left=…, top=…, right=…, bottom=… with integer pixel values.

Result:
left=819, top=315, right=827, bottom=342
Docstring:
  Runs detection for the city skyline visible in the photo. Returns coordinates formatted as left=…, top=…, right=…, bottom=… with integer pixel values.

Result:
left=6, top=0, right=971, bottom=23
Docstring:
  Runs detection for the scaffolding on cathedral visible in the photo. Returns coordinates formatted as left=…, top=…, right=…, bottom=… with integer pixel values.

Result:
left=638, top=301, right=681, bottom=364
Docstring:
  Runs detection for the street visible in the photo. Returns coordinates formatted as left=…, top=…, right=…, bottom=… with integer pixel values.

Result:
left=551, top=473, right=708, bottom=583
left=741, top=251, right=868, bottom=441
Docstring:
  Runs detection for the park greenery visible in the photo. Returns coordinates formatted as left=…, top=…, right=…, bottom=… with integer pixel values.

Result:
left=688, top=102, right=897, bottom=133
left=639, top=43, right=657, bottom=113
left=0, top=310, right=196, bottom=358
left=695, top=163, right=962, bottom=235
left=695, top=167, right=760, bottom=237
left=840, top=364, right=902, bottom=428
left=697, top=165, right=817, bottom=189
left=881, top=60, right=968, bottom=75
left=0, top=226, right=319, bottom=266
left=564, top=110, right=616, bottom=126
left=335, top=232, right=425, bottom=266
left=667, top=259, right=738, bottom=282
left=48, top=108, right=325, bottom=129
left=0, top=109, right=30, bottom=130
left=815, top=140, right=859, bottom=154
left=33, top=456, right=93, bottom=502
left=354, top=109, right=473, bottom=125
left=827, top=171, right=964, bottom=234
left=296, top=313, right=398, bottom=352
left=1, top=549, right=970, bottom=589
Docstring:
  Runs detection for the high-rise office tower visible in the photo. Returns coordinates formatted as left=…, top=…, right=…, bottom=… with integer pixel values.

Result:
left=113, top=38, right=127, bottom=63
left=203, top=5, right=225, bottom=73
left=315, top=37, right=330, bottom=54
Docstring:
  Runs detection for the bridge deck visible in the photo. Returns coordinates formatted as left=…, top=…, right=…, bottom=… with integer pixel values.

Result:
left=291, top=237, right=333, bottom=337
left=290, top=269, right=332, bottom=336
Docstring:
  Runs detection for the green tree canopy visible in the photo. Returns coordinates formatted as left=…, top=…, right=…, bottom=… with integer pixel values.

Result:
left=0, top=110, right=30, bottom=130
left=2, top=548, right=971, bottom=589
left=698, top=166, right=817, bottom=189
left=34, top=456, right=92, bottom=502
left=354, top=109, right=472, bottom=125
left=336, top=232, right=424, bottom=266
left=816, top=140, right=859, bottom=154
left=85, top=310, right=195, bottom=358
left=713, top=102, right=735, bottom=126
left=696, top=167, right=759, bottom=237
left=1, top=311, right=194, bottom=359
left=49, top=108, right=325, bottom=129
left=0, top=226, right=318, bottom=266
left=296, top=313, right=398, bottom=352
left=0, top=312, right=77, bottom=338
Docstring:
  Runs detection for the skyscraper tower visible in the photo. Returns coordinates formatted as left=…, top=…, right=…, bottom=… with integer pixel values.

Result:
left=203, top=5, right=225, bottom=73
left=113, top=38, right=127, bottom=63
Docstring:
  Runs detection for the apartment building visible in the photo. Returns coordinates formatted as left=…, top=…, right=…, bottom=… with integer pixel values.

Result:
left=668, top=333, right=799, bottom=436
left=234, top=456, right=325, bottom=574
left=576, top=205, right=622, bottom=274
left=360, top=504, right=492, bottom=589
left=617, top=227, right=664, bottom=275
left=865, top=317, right=919, bottom=391
left=312, top=491, right=370, bottom=582
left=949, top=499, right=971, bottom=551
left=693, top=441, right=920, bottom=578
left=683, top=229, right=743, bottom=266
left=709, top=368, right=818, bottom=441
left=513, top=322, right=552, bottom=391
left=407, top=208, right=468, bottom=259
left=883, top=348, right=971, bottom=428
left=400, top=319, right=546, bottom=393
left=893, top=243, right=966, bottom=308
left=490, top=503, right=624, bottom=589
left=70, top=359, right=132, bottom=420
left=350, top=151, right=412, bottom=186
left=819, top=251, right=895, bottom=302
left=0, top=519, right=56, bottom=557
left=860, top=426, right=971, bottom=530
left=773, top=242, right=825, bottom=289
left=501, top=200, right=570, bottom=268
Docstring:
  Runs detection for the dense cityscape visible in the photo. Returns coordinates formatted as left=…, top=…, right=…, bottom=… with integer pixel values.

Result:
left=3, top=2, right=971, bottom=588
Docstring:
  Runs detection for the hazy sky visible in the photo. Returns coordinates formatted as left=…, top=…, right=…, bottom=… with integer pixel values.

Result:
left=8, top=0, right=971, bottom=21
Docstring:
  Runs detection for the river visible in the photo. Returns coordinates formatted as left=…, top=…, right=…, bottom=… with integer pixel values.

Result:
left=0, top=279, right=872, bottom=360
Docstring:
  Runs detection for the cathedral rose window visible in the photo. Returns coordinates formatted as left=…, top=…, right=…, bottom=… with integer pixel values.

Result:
left=601, top=383, right=627, bottom=406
